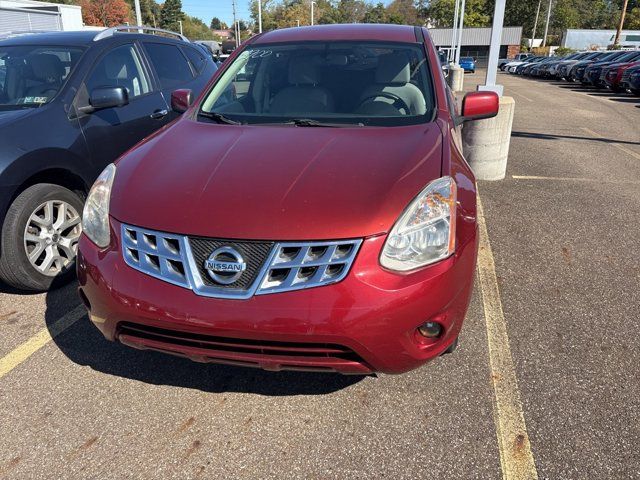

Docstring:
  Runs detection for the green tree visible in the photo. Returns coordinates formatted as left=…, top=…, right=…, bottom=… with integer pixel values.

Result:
left=159, top=0, right=184, bottom=32
left=363, top=2, right=387, bottom=23
left=626, top=7, right=640, bottom=28
left=182, top=15, right=214, bottom=39
left=427, top=0, right=490, bottom=27
left=209, top=17, right=227, bottom=30
left=386, top=0, right=419, bottom=25
left=125, top=0, right=161, bottom=26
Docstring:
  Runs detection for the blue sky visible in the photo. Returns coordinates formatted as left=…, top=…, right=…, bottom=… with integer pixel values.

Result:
left=182, top=0, right=393, bottom=27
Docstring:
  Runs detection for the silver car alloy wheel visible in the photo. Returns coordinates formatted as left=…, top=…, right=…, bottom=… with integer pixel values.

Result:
left=23, top=200, right=82, bottom=276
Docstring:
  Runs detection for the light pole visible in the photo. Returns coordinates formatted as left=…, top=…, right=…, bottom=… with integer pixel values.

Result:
left=257, top=0, right=262, bottom=33
left=178, top=20, right=183, bottom=35
left=134, top=0, right=142, bottom=26
left=450, top=0, right=460, bottom=63
left=542, top=0, right=553, bottom=48
left=455, top=0, right=466, bottom=64
left=479, top=0, right=507, bottom=95
left=531, top=0, right=542, bottom=47
left=232, top=0, right=239, bottom=48
left=311, top=1, right=316, bottom=26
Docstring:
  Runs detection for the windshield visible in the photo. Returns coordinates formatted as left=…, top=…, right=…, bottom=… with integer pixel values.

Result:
left=0, top=45, right=84, bottom=109
left=201, top=41, right=435, bottom=126
left=615, top=51, right=640, bottom=62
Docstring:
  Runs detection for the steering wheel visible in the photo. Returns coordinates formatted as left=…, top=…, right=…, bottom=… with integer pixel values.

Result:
left=357, top=92, right=411, bottom=115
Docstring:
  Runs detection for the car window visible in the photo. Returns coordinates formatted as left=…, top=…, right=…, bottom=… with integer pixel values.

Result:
left=0, top=45, right=84, bottom=108
left=144, top=43, right=193, bottom=89
left=201, top=41, right=435, bottom=127
left=86, top=44, right=150, bottom=99
left=181, top=46, right=207, bottom=74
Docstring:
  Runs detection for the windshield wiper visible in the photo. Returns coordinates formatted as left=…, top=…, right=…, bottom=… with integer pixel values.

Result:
left=287, top=118, right=364, bottom=128
left=198, top=111, right=241, bottom=125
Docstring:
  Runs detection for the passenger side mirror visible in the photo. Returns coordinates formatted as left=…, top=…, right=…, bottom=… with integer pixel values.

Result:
left=171, top=89, right=192, bottom=113
left=457, top=91, right=499, bottom=125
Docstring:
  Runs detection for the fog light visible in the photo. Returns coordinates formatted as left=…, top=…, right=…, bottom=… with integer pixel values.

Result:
left=418, top=321, right=443, bottom=338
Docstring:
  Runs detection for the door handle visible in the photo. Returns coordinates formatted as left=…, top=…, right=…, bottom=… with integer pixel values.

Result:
left=150, top=109, right=168, bottom=119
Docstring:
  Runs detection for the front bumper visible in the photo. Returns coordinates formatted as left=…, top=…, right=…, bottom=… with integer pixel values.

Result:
left=77, top=219, right=478, bottom=375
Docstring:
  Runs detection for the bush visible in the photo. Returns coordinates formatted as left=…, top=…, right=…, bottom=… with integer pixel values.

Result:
left=554, top=47, right=576, bottom=57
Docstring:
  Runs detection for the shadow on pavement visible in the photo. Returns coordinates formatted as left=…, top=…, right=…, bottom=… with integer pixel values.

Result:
left=0, top=282, right=27, bottom=295
left=45, top=283, right=365, bottom=396
left=512, top=130, right=640, bottom=146
left=606, top=97, right=640, bottom=103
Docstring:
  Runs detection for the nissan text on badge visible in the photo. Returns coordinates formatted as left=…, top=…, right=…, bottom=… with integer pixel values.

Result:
left=77, top=24, right=499, bottom=374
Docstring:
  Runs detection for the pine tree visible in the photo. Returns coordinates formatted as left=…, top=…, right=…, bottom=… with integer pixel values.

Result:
left=160, top=0, right=184, bottom=32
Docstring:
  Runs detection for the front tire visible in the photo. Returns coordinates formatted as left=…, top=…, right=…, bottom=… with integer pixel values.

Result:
left=0, top=184, right=83, bottom=291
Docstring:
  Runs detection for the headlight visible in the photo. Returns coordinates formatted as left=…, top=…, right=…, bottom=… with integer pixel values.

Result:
left=380, top=176, right=456, bottom=272
left=82, top=163, right=116, bottom=248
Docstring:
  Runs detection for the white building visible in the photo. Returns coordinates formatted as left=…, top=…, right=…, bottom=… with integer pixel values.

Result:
left=561, top=29, right=640, bottom=50
left=0, top=0, right=83, bottom=35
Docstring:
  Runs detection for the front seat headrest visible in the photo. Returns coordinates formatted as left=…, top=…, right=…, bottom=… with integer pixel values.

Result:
left=375, top=53, right=411, bottom=85
left=29, top=54, right=64, bottom=83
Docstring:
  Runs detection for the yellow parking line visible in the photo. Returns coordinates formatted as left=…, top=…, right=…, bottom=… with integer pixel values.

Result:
left=582, top=127, right=640, bottom=161
left=513, top=175, right=596, bottom=182
left=512, top=175, right=640, bottom=184
left=477, top=194, right=538, bottom=480
left=0, top=305, right=85, bottom=380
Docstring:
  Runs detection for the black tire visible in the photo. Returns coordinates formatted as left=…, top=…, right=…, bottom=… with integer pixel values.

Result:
left=0, top=184, right=84, bottom=291
left=443, top=336, right=459, bottom=355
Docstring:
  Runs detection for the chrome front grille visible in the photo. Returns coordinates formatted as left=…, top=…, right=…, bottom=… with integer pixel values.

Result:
left=120, top=223, right=362, bottom=298
left=122, top=225, right=190, bottom=288
left=257, top=241, right=361, bottom=295
left=621, top=70, right=631, bottom=82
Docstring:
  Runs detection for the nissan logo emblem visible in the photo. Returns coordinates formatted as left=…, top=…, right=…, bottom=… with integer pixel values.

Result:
left=204, top=246, right=247, bottom=285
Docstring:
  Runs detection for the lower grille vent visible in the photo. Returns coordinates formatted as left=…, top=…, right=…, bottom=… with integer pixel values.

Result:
left=118, top=323, right=363, bottom=362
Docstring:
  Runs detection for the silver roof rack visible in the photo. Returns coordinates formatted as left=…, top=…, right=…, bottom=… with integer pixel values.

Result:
left=93, top=25, right=189, bottom=42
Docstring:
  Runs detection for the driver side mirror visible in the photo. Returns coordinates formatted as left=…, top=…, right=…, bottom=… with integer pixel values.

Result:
left=457, top=91, right=499, bottom=125
left=171, top=89, right=192, bottom=113
left=79, top=86, right=129, bottom=114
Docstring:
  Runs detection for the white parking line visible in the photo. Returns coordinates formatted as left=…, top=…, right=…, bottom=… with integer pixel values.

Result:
left=476, top=194, right=538, bottom=480
left=508, top=90, right=533, bottom=102
left=0, top=305, right=85, bottom=380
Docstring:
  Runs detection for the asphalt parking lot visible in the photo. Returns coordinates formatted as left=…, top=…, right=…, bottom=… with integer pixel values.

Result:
left=1, top=70, right=639, bottom=479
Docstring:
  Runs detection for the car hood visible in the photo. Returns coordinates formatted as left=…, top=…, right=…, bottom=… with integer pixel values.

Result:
left=110, top=118, right=444, bottom=240
left=0, top=108, right=36, bottom=127
left=618, top=61, right=640, bottom=69
left=572, top=60, right=594, bottom=68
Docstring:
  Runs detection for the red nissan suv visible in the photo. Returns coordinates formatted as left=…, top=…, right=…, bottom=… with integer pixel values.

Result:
left=77, top=24, right=498, bottom=374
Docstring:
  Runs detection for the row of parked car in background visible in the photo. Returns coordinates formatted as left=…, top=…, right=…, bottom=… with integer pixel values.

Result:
left=499, top=49, right=640, bottom=95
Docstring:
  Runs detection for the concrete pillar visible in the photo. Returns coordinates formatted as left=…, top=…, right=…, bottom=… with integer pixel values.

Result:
left=462, top=96, right=515, bottom=181
left=448, top=65, right=464, bottom=92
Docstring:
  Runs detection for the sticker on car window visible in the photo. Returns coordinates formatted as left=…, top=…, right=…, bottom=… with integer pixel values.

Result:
left=21, top=96, right=48, bottom=104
